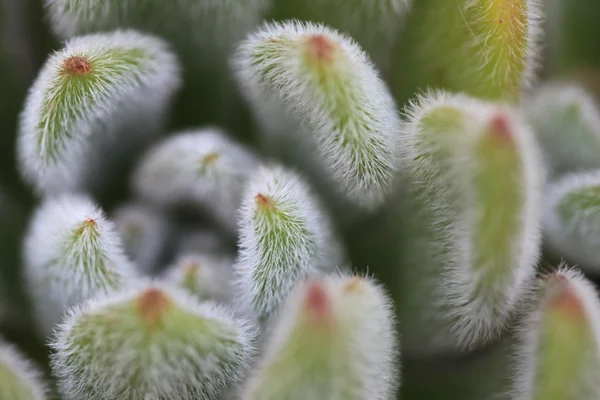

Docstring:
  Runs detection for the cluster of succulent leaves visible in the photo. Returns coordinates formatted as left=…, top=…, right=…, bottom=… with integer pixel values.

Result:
left=1, top=0, right=600, bottom=399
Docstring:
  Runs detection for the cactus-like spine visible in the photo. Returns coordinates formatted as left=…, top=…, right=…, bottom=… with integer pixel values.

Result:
left=543, top=170, right=600, bottom=274
left=526, top=82, right=600, bottom=176
left=23, top=194, right=134, bottom=336
left=112, top=203, right=173, bottom=275
left=163, top=252, right=233, bottom=303
left=242, top=274, right=399, bottom=400
left=271, top=0, right=410, bottom=68
left=232, top=21, right=401, bottom=210
left=0, top=339, right=47, bottom=400
left=133, top=128, right=259, bottom=234
left=392, top=0, right=543, bottom=104
left=234, top=165, right=344, bottom=322
left=512, top=267, right=600, bottom=399
left=17, top=30, right=181, bottom=194
left=395, top=92, right=543, bottom=354
left=51, top=281, right=256, bottom=400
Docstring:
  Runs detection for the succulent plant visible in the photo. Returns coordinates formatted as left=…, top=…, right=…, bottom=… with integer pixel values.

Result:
left=0, top=0, right=599, bottom=399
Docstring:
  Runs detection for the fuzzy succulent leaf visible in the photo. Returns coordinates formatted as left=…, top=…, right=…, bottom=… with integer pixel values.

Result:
left=526, top=82, right=600, bottom=176
left=513, top=268, right=600, bottom=400
left=164, top=252, right=233, bottom=303
left=392, top=0, right=542, bottom=104
left=242, top=274, right=399, bottom=400
left=233, top=21, right=401, bottom=211
left=0, top=339, right=47, bottom=400
left=133, top=128, right=259, bottom=234
left=23, top=194, right=134, bottom=336
left=45, top=0, right=272, bottom=126
left=270, top=0, right=410, bottom=68
left=543, top=170, right=600, bottom=274
left=394, top=92, right=543, bottom=355
left=234, top=165, right=345, bottom=322
left=51, top=282, right=256, bottom=400
left=17, top=30, right=181, bottom=195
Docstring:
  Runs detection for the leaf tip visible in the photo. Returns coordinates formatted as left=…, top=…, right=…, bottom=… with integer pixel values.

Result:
left=255, top=193, right=275, bottom=209
left=488, top=112, right=514, bottom=141
left=547, top=273, right=587, bottom=320
left=63, top=55, right=93, bottom=76
left=304, top=33, right=336, bottom=63
left=303, top=280, right=333, bottom=322
left=136, top=287, right=172, bottom=327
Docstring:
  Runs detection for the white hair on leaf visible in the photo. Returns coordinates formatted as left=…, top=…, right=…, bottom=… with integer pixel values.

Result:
left=232, top=21, right=402, bottom=211
left=17, top=30, right=181, bottom=195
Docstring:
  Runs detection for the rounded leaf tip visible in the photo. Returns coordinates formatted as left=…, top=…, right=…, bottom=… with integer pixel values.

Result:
left=547, top=274, right=586, bottom=320
left=136, top=288, right=172, bottom=327
left=63, top=56, right=92, bottom=76
left=304, top=280, right=332, bottom=322
left=489, top=113, right=514, bottom=141
left=304, top=34, right=336, bottom=62
left=255, top=193, right=275, bottom=209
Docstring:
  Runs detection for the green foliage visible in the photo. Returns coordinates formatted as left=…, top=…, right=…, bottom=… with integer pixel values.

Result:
left=0, top=0, right=599, bottom=399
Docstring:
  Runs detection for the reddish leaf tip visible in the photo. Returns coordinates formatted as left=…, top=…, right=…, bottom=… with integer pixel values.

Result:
left=255, top=193, right=275, bottom=209
left=304, top=280, right=332, bottom=322
left=305, top=34, right=335, bottom=63
left=136, top=288, right=171, bottom=328
left=488, top=113, right=513, bottom=141
left=64, top=56, right=92, bottom=76
left=548, top=275, right=586, bottom=320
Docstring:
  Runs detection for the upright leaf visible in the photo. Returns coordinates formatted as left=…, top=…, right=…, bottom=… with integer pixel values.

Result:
left=23, top=194, right=134, bottom=336
left=242, top=274, right=399, bottom=400
left=234, top=165, right=345, bottom=322
left=392, top=0, right=543, bottom=104
left=17, top=30, right=181, bottom=194
left=51, top=282, right=256, bottom=400
left=512, top=268, right=600, bottom=400
left=233, top=21, right=401, bottom=211
left=394, top=91, right=543, bottom=355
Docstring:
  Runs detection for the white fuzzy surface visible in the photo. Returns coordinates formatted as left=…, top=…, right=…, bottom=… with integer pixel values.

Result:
left=23, top=194, right=134, bottom=337
left=0, top=339, right=48, bottom=400
left=525, top=82, right=600, bottom=176
left=398, top=91, right=543, bottom=353
left=233, top=164, right=345, bottom=321
left=133, top=128, right=259, bottom=234
left=512, top=267, right=600, bottom=399
left=51, top=280, right=257, bottom=400
left=232, top=21, right=401, bottom=210
left=485, top=0, right=544, bottom=93
left=243, top=273, right=399, bottom=400
left=544, top=170, right=600, bottom=273
left=17, top=30, right=181, bottom=195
